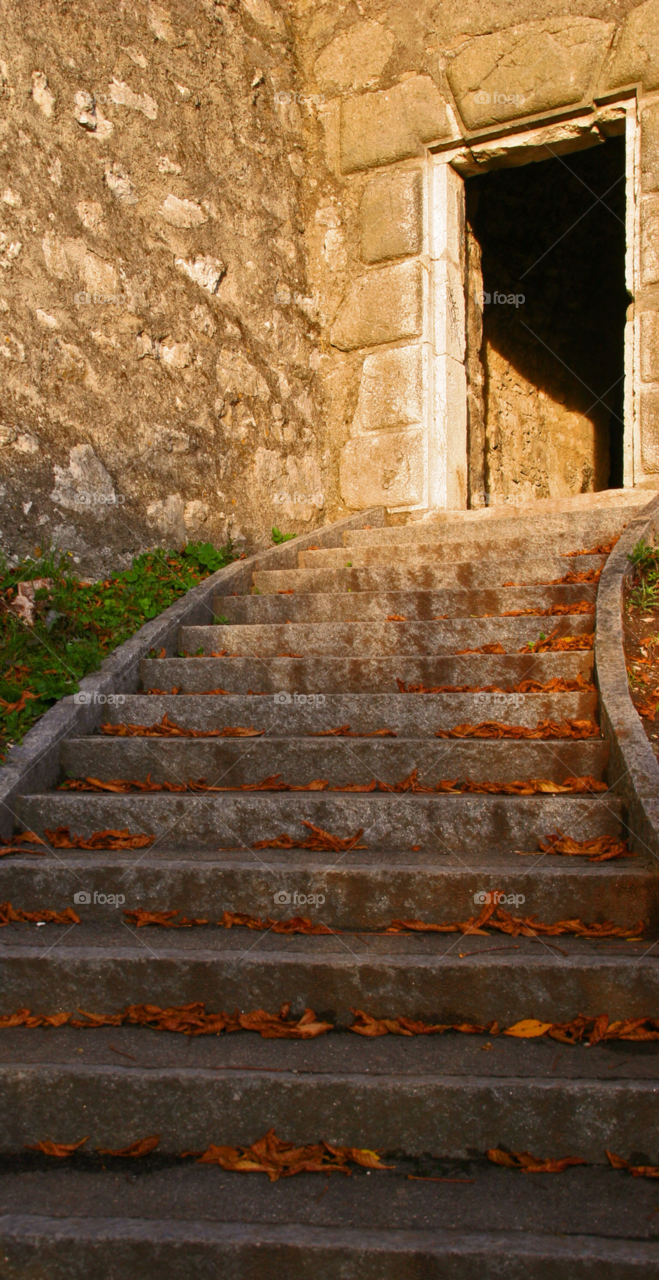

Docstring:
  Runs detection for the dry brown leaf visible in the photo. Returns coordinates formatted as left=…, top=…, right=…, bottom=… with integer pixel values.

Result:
left=606, top=1151, right=659, bottom=1178
left=312, top=725, right=397, bottom=737
left=548, top=569, right=601, bottom=584
left=26, top=1138, right=88, bottom=1157
left=387, top=614, right=407, bottom=621
left=486, top=1148, right=586, bottom=1173
left=194, top=1129, right=393, bottom=1181
left=253, top=821, right=367, bottom=852
left=219, top=911, right=333, bottom=936
left=455, top=642, right=506, bottom=655
left=0, top=902, right=80, bottom=927
left=0, top=831, right=47, bottom=856
left=45, top=827, right=154, bottom=850
left=530, top=831, right=633, bottom=862
left=564, top=536, right=619, bottom=556
left=96, top=1136, right=160, bottom=1157
left=385, top=895, right=641, bottom=939
left=523, top=629, right=594, bottom=653
left=101, top=714, right=264, bottom=738
left=502, top=602, right=595, bottom=617
left=124, top=910, right=209, bottom=928
left=435, top=719, right=599, bottom=740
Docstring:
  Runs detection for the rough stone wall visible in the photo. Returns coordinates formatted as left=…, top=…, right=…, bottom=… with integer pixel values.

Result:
left=0, top=0, right=323, bottom=573
left=2, top=0, right=659, bottom=557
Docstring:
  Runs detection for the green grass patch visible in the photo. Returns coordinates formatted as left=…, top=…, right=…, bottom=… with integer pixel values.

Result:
left=628, top=539, right=659, bottom=613
left=0, top=540, right=237, bottom=761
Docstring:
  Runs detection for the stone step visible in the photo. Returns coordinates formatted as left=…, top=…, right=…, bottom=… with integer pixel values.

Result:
left=1, top=927, right=654, bottom=1024
left=179, top=617, right=593, bottom=659
left=2, top=1200, right=658, bottom=1278
left=5, top=848, right=651, bottom=929
left=1, top=1028, right=658, bottom=1162
left=215, top=584, right=597, bottom=625
left=298, top=540, right=574, bottom=570
left=58, top=737, right=609, bottom=789
left=140, top=652, right=595, bottom=695
left=17, top=791, right=622, bottom=854
left=343, top=505, right=639, bottom=548
left=251, top=557, right=606, bottom=595
left=98, top=691, right=601, bottom=735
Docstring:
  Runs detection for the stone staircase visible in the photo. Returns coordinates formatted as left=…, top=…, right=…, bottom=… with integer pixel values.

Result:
left=2, top=491, right=659, bottom=1277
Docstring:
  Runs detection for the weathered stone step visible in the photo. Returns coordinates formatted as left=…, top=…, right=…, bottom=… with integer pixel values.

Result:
left=215, top=583, right=597, bottom=625
left=343, top=505, right=639, bottom=548
left=251, top=557, right=606, bottom=595
left=17, top=792, right=620, bottom=853
left=6, top=849, right=651, bottom=929
left=140, top=652, right=594, bottom=695
left=1, top=927, right=654, bottom=1025
left=1, top=1028, right=658, bottom=1161
left=298, top=539, right=571, bottom=569
left=2, top=1205, right=658, bottom=1279
left=59, top=737, right=609, bottom=789
left=180, top=617, right=593, bottom=659
left=99, top=691, right=601, bottom=735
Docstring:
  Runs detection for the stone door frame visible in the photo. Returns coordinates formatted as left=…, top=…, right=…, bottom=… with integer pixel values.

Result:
left=427, top=93, right=640, bottom=509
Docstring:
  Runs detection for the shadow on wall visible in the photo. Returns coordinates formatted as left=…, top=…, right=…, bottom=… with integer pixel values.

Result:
left=466, top=136, right=628, bottom=507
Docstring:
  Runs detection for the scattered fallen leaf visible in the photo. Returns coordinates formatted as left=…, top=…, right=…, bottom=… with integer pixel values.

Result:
left=396, top=675, right=595, bottom=694
left=564, top=537, right=619, bottom=556
left=0, top=902, right=80, bottom=927
left=0, top=831, right=47, bottom=857
left=455, top=642, right=506, bottom=655
left=219, top=911, right=333, bottom=936
left=435, top=719, right=599, bottom=740
left=523, top=629, right=594, bottom=653
left=311, top=725, right=397, bottom=737
left=528, top=831, right=633, bottom=862
left=26, top=1138, right=88, bottom=1157
left=101, top=714, right=264, bottom=738
left=45, top=827, right=154, bottom=850
left=486, top=1148, right=586, bottom=1173
left=385, top=895, right=641, bottom=939
left=124, top=910, right=209, bottom=928
left=96, top=1136, right=160, bottom=1157
left=253, top=821, right=367, bottom=852
left=502, top=602, right=595, bottom=617
left=194, top=1128, right=393, bottom=1181
left=387, top=614, right=407, bottom=621
left=606, top=1151, right=659, bottom=1178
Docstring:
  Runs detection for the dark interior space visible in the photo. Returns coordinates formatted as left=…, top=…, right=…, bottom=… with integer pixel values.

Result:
left=465, top=136, right=628, bottom=505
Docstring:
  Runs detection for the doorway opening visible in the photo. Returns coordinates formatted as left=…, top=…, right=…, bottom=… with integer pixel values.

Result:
left=464, top=135, right=627, bottom=508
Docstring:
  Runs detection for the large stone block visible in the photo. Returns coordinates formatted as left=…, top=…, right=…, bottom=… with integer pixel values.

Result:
left=352, top=344, right=424, bottom=433
left=340, top=76, right=451, bottom=175
left=314, top=20, right=395, bottom=95
left=601, top=0, right=659, bottom=93
left=433, top=259, right=466, bottom=362
left=330, top=260, right=425, bottom=352
left=641, top=196, right=659, bottom=288
left=641, top=389, right=659, bottom=473
left=642, top=103, right=659, bottom=194
left=360, top=170, right=423, bottom=264
left=446, top=19, right=613, bottom=131
left=431, top=355, right=468, bottom=510
left=340, top=428, right=425, bottom=508
left=641, top=311, right=659, bottom=383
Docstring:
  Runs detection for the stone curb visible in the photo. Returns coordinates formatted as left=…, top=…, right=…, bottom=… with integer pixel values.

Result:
left=0, top=509, right=384, bottom=837
left=596, top=493, right=659, bottom=864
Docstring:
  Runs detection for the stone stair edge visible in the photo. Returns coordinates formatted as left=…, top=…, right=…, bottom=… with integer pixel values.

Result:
left=595, top=494, right=659, bottom=861
left=2, top=1215, right=658, bottom=1278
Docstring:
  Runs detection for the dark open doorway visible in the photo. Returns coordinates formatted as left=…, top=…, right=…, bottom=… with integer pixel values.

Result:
left=465, top=135, right=628, bottom=507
